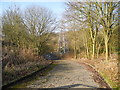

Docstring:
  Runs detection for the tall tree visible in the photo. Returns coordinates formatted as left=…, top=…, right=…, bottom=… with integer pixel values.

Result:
left=23, top=6, right=57, bottom=54
left=65, top=2, right=99, bottom=59
left=2, top=6, right=27, bottom=48
left=93, top=2, right=118, bottom=60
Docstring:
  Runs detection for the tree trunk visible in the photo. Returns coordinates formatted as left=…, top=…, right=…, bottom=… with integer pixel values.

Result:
left=105, top=38, right=109, bottom=61
left=92, top=40, right=95, bottom=60
left=86, top=46, right=89, bottom=59
left=74, top=40, right=77, bottom=59
left=74, top=50, right=77, bottom=59
left=97, top=44, right=100, bottom=58
left=73, top=25, right=77, bottom=59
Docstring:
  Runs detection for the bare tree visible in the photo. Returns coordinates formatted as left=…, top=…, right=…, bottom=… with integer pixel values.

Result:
left=23, top=6, right=57, bottom=54
left=65, top=2, right=99, bottom=59
left=2, top=5, right=27, bottom=48
left=64, top=1, right=118, bottom=60
left=93, top=2, right=118, bottom=60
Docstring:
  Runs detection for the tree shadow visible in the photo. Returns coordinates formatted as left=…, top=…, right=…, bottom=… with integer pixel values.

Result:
left=49, top=60, right=85, bottom=74
left=53, top=84, right=98, bottom=88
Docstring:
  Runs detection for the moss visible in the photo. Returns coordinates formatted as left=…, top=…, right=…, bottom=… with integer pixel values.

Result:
left=82, top=62, right=119, bottom=89
left=99, top=72, right=119, bottom=89
left=11, top=63, right=57, bottom=88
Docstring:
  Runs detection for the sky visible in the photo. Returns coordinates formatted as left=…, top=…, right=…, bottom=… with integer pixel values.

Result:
left=0, top=1, right=67, bottom=20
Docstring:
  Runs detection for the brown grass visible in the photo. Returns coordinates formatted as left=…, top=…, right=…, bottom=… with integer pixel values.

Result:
left=64, top=53, right=119, bottom=88
left=2, top=47, right=52, bottom=85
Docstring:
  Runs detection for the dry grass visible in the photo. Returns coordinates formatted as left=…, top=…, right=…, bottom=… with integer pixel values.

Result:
left=65, top=53, right=119, bottom=88
left=2, top=47, right=52, bottom=85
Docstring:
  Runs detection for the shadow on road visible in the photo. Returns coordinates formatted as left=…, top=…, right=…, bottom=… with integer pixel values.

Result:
left=49, top=60, right=84, bottom=74
left=54, top=84, right=98, bottom=88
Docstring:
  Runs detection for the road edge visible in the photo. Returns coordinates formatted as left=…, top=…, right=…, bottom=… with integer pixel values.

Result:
left=71, top=60, right=112, bottom=89
left=2, top=61, right=53, bottom=89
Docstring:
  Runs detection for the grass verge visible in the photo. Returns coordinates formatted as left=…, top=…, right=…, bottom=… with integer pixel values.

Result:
left=99, top=72, right=119, bottom=90
left=70, top=58, right=119, bottom=89
left=10, top=63, right=57, bottom=88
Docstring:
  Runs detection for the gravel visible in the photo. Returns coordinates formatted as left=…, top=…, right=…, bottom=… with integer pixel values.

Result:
left=27, top=60, right=100, bottom=88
